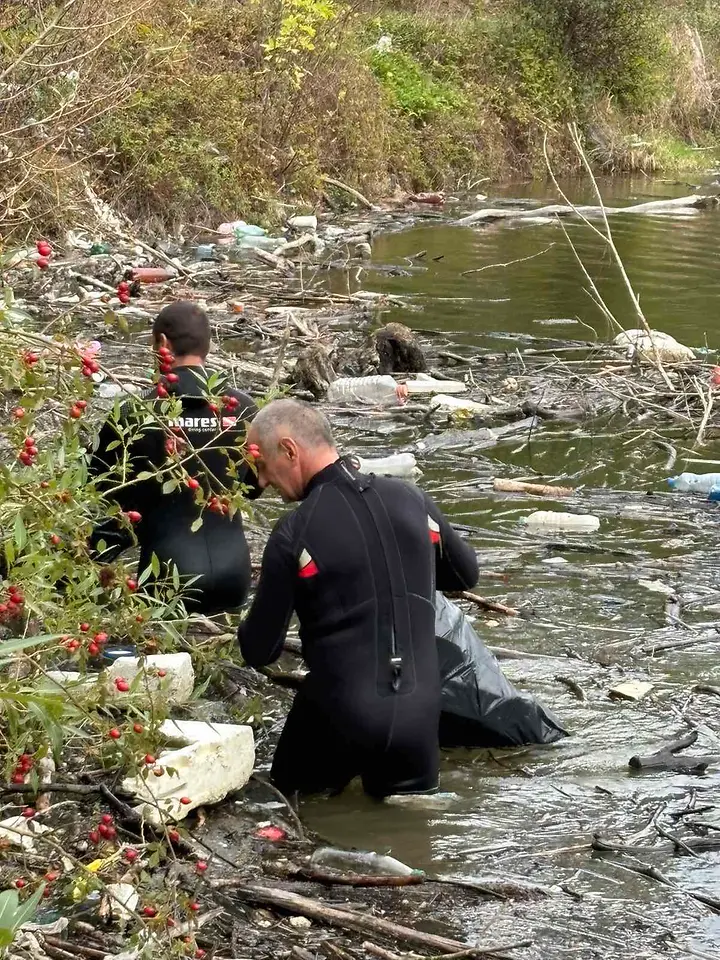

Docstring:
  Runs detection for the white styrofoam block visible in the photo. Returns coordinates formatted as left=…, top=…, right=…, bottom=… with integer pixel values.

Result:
left=0, top=815, right=51, bottom=851
left=122, top=723, right=254, bottom=826
left=43, top=671, right=96, bottom=693
left=106, top=653, right=194, bottom=703
left=106, top=883, right=139, bottom=921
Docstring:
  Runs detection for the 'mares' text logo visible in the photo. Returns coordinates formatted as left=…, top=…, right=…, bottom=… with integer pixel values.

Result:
left=168, top=416, right=238, bottom=432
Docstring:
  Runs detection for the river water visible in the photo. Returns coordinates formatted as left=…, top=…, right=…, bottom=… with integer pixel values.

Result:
left=279, top=177, right=720, bottom=959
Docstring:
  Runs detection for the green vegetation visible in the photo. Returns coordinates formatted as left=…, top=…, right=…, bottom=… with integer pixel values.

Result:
left=0, top=0, right=719, bottom=233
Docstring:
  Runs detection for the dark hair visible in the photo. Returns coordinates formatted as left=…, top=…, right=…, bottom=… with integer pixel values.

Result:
left=152, top=301, right=211, bottom=358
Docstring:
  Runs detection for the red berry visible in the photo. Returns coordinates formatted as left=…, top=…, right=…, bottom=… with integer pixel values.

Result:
left=118, top=281, right=130, bottom=293
left=87, top=642, right=100, bottom=656
left=36, top=240, right=52, bottom=257
left=158, top=346, right=173, bottom=359
left=195, top=950, right=206, bottom=958
left=19, top=451, right=33, bottom=465
left=81, top=366, right=93, bottom=377
left=24, top=352, right=39, bottom=365
left=76, top=400, right=88, bottom=410
left=24, top=436, right=35, bottom=449
left=135, top=614, right=144, bottom=622
left=70, top=405, right=83, bottom=419
left=144, top=754, right=155, bottom=765
left=21, top=807, right=35, bottom=819
left=124, top=848, right=138, bottom=862
left=15, top=879, right=26, bottom=889
left=195, top=859, right=207, bottom=871
left=12, top=407, right=25, bottom=419
left=166, top=918, right=176, bottom=928
left=94, top=632, right=108, bottom=644
left=142, top=906, right=157, bottom=918
left=105, top=825, right=117, bottom=839
left=98, top=823, right=110, bottom=839
left=126, top=578, right=137, bottom=592
left=44, top=871, right=59, bottom=882
left=133, top=723, right=144, bottom=734
left=19, top=753, right=32, bottom=766
left=27, top=446, right=38, bottom=457
left=179, top=796, right=192, bottom=806
left=40, top=480, right=49, bottom=488
left=165, top=372, right=179, bottom=384
left=189, top=901, right=200, bottom=912
left=37, top=257, right=49, bottom=269
left=156, top=384, right=168, bottom=398
left=208, top=403, right=219, bottom=415
left=125, top=511, right=142, bottom=524
left=157, top=669, right=167, bottom=678
left=50, top=534, right=61, bottom=546
left=101, top=814, right=113, bottom=825
left=109, top=728, right=121, bottom=740
left=89, top=830, right=100, bottom=844
left=115, top=678, right=130, bottom=693
left=11, top=773, right=25, bottom=784
left=168, top=830, right=180, bottom=844
left=118, top=292, right=130, bottom=305
left=187, top=477, right=200, bottom=490
left=79, top=623, right=90, bottom=632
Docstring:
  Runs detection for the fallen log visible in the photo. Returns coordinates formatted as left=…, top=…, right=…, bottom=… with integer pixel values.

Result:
left=214, top=881, right=531, bottom=957
left=628, top=731, right=717, bottom=775
left=493, top=478, right=573, bottom=497
left=592, top=832, right=720, bottom=855
left=457, top=195, right=717, bottom=226
left=449, top=590, right=519, bottom=618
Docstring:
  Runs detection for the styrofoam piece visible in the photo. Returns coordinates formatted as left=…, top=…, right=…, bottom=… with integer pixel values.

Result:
left=106, top=883, right=139, bottom=921
left=405, top=375, right=467, bottom=396
left=0, top=815, right=51, bottom=851
left=122, top=722, right=254, bottom=826
left=43, top=671, right=96, bottom=693
left=609, top=681, right=654, bottom=701
left=613, top=329, right=695, bottom=363
left=288, top=215, right=318, bottom=232
left=106, top=653, right=194, bottom=703
left=524, top=511, right=600, bottom=533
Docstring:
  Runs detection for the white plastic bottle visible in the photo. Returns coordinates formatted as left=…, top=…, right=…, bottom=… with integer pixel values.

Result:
left=309, top=847, right=418, bottom=877
left=326, top=375, right=405, bottom=405
left=667, top=472, right=720, bottom=494
left=356, top=452, right=418, bottom=478
left=525, top=511, right=600, bottom=533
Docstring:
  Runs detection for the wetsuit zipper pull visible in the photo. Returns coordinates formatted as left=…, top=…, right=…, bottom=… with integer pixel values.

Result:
left=390, top=656, right=403, bottom=692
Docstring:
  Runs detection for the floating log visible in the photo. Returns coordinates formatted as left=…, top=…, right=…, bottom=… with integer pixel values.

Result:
left=493, top=478, right=573, bottom=497
left=457, top=195, right=718, bottom=226
left=628, top=730, right=717, bottom=775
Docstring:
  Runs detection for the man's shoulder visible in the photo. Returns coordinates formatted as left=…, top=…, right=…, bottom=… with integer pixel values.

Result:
left=224, top=384, right=257, bottom=417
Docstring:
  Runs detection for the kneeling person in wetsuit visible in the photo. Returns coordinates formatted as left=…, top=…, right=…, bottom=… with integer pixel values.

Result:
left=238, top=399, right=479, bottom=798
left=89, top=301, right=259, bottom=615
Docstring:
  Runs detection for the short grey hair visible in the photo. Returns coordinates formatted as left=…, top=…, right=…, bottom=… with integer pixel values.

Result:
left=252, top=398, right=335, bottom=450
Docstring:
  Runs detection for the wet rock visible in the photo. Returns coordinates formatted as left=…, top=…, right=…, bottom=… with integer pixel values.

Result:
left=375, top=322, right=427, bottom=375
left=293, top=343, right=336, bottom=398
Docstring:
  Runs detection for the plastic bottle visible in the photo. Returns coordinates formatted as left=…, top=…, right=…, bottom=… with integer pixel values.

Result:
left=326, top=375, right=405, bottom=406
left=309, top=847, right=419, bottom=878
left=524, top=511, right=600, bottom=533
left=130, top=267, right=177, bottom=284
left=355, top=453, right=418, bottom=478
left=667, top=472, right=720, bottom=494
left=195, top=244, right=216, bottom=261
left=707, top=484, right=720, bottom=502
left=217, top=220, right=267, bottom=239
left=405, top=374, right=466, bottom=396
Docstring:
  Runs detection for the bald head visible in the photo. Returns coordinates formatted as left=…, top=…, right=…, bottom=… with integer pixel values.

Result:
left=249, top=399, right=337, bottom=501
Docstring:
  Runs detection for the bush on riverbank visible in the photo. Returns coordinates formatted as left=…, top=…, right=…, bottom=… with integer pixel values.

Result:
left=0, top=0, right=718, bottom=236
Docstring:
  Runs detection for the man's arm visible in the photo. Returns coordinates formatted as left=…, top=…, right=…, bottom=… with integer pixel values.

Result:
left=237, top=520, right=297, bottom=667
left=424, top=492, right=479, bottom=592
left=87, top=416, right=134, bottom=559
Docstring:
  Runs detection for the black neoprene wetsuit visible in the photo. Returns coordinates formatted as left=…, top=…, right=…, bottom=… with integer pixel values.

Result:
left=237, top=459, right=479, bottom=798
left=89, top=365, right=259, bottom=615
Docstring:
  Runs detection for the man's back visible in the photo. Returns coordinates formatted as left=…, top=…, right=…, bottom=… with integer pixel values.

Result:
left=239, top=458, right=478, bottom=796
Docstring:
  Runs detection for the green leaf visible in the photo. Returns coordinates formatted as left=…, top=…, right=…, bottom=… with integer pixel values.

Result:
left=172, top=564, right=180, bottom=590
left=162, top=479, right=178, bottom=494
left=150, top=553, right=160, bottom=578
left=13, top=513, right=26, bottom=551
left=190, top=517, right=203, bottom=533
left=136, top=471, right=156, bottom=481
left=0, top=633, right=61, bottom=662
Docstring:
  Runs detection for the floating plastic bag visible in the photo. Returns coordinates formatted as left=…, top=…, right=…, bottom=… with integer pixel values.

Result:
left=435, top=593, right=568, bottom=748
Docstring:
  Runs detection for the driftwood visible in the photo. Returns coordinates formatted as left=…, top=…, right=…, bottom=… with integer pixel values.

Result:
left=493, top=478, right=573, bottom=497
left=457, top=195, right=717, bottom=226
left=628, top=731, right=717, bottom=775
left=604, top=859, right=720, bottom=914
left=450, top=590, right=519, bottom=618
left=293, top=343, right=336, bottom=397
left=215, top=881, right=531, bottom=957
left=592, top=832, right=720, bottom=856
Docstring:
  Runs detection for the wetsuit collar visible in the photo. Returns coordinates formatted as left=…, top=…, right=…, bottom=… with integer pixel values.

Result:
left=167, top=365, right=214, bottom=398
left=302, top=459, right=345, bottom=499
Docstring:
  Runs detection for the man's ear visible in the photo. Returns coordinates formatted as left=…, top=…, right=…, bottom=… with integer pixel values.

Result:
left=156, top=333, right=171, bottom=351
left=279, top=436, right=299, bottom=461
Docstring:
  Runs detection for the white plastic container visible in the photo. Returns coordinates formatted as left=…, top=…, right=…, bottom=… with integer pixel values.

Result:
left=668, top=472, right=720, bottom=494
left=405, top=374, right=467, bottom=396
left=288, top=214, right=318, bottom=232
left=327, top=375, right=404, bottom=405
left=524, top=511, right=600, bottom=533
left=356, top=452, right=418, bottom=478
left=429, top=394, right=494, bottom=417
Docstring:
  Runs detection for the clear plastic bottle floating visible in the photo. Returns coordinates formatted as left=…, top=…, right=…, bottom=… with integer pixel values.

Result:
left=326, top=375, right=406, bottom=405
left=310, top=847, right=421, bottom=878
left=355, top=453, right=418, bottom=478
left=524, top=511, right=600, bottom=533
left=667, top=472, right=720, bottom=494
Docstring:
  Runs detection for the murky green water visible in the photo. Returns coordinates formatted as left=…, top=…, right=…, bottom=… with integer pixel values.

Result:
left=282, top=177, right=720, bottom=959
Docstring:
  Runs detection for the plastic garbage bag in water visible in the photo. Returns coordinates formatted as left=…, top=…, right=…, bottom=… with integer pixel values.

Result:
left=435, top=592, right=568, bottom=748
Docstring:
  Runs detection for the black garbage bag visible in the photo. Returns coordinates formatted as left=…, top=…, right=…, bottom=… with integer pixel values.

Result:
left=435, top=592, right=569, bottom=748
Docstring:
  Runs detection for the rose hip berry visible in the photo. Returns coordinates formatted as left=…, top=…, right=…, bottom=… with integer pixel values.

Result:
left=195, top=860, right=207, bottom=872
left=109, top=728, right=122, bottom=740
left=21, top=808, right=35, bottom=819
left=133, top=723, right=144, bottom=734
left=115, top=678, right=130, bottom=693
left=101, top=814, right=113, bottom=825
left=126, top=578, right=138, bottom=592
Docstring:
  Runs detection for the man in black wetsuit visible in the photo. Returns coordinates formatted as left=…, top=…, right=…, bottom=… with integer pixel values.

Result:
left=89, top=301, right=259, bottom=615
left=238, top=398, right=479, bottom=798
